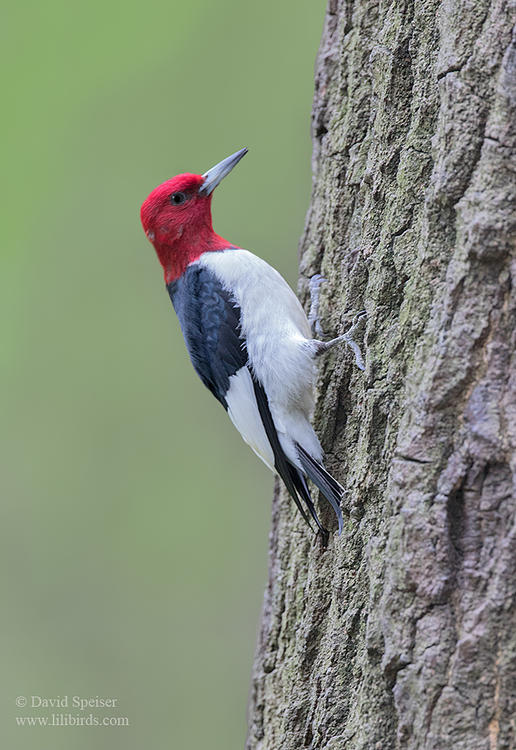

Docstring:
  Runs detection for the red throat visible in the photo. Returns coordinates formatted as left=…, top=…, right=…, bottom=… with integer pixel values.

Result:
left=140, top=173, right=234, bottom=284
left=152, top=223, right=233, bottom=285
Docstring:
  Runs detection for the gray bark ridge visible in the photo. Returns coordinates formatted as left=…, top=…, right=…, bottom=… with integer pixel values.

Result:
left=247, top=1, right=516, bottom=748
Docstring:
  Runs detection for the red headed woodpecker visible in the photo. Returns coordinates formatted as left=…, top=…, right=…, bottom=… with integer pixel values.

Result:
left=141, top=149, right=362, bottom=540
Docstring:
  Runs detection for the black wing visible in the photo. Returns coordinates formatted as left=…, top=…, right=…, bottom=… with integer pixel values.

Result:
left=167, top=264, right=247, bottom=408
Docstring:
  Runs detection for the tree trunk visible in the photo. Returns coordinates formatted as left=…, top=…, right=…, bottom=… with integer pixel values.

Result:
left=246, top=1, right=516, bottom=748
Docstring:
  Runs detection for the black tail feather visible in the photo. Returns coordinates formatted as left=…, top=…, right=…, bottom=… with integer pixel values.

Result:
left=252, top=375, right=341, bottom=538
left=253, top=377, right=329, bottom=535
left=296, top=444, right=344, bottom=535
left=288, top=464, right=327, bottom=537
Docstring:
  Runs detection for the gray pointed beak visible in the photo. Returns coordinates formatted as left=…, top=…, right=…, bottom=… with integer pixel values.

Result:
left=199, top=147, right=248, bottom=196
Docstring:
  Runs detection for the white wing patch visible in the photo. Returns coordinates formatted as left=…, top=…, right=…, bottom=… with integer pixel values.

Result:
left=226, top=366, right=275, bottom=472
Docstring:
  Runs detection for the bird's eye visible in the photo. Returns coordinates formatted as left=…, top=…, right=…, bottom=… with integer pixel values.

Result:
left=170, top=191, right=187, bottom=205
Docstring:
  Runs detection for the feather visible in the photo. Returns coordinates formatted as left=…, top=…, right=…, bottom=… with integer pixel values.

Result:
left=296, top=444, right=344, bottom=534
left=252, top=376, right=328, bottom=537
left=169, top=250, right=345, bottom=537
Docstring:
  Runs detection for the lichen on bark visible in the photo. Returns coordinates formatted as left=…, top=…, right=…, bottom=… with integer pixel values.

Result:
left=247, top=1, right=516, bottom=748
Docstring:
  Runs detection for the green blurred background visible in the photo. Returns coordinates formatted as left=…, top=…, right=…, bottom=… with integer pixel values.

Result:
left=1, top=1, right=325, bottom=747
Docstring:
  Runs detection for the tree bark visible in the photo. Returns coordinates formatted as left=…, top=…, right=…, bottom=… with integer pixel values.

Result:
left=247, top=1, right=516, bottom=748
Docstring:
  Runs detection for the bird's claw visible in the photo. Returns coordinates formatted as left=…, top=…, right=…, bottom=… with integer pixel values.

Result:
left=341, top=311, right=367, bottom=370
left=308, top=274, right=328, bottom=337
left=313, top=310, right=367, bottom=371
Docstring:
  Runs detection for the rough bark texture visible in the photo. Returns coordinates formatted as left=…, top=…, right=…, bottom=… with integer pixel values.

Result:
left=247, top=2, right=516, bottom=748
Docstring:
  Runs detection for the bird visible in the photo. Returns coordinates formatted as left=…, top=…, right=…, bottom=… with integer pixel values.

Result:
left=140, top=148, right=363, bottom=541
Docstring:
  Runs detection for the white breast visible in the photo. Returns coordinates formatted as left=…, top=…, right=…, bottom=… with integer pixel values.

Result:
left=199, top=249, right=315, bottom=406
left=199, top=249, right=323, bottom=468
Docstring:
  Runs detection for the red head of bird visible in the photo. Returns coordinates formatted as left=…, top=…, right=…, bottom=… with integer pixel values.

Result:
left=140, top=148, right=247, bottom=283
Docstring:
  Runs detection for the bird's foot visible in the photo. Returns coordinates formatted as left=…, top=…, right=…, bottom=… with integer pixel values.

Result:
left=314, top=310, right=367, bottom=371
left=307, top=274, right=327, bottom=337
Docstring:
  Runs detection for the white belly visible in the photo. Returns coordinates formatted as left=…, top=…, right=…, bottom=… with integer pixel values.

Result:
left=199, top=248, right=317, bottom=413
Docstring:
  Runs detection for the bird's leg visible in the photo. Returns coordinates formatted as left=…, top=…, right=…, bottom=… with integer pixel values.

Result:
left=307, top=273, right=327, bottom=337
left=314, top=310, right=367, bottom=371
left=308, top=274, right=367, bottom=370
